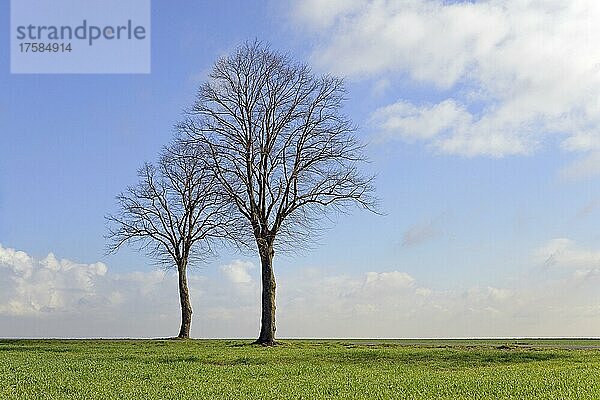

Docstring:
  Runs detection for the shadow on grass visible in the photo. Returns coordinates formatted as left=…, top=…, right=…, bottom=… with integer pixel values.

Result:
left=0, top=339, right=567, bottom=370
left=145, top=349, right=562, bottom=369
left=0, top=345, right=74, bottom=354
left=135, top=355, right=268, bottom=366
left=206, top=357, right=269, bottom=366
left=227, top=341, right=287, bottom=348
left=154, top=355, right=201, bottom=364
left=323, top=348, right=562, bottom=369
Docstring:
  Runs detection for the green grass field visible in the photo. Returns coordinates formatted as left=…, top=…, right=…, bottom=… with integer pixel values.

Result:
left=2, top=339, right=600, bottom=399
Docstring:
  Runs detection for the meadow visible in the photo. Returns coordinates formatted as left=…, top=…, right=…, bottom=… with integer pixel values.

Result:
left=1, top=339, right=599, bottom=399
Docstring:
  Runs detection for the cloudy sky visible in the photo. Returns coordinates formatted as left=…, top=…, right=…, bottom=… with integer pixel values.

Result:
left=2, top=0, right=600, bottom=338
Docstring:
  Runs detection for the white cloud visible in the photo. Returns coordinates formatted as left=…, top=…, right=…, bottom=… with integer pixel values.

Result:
left=3, top=242, right=600, bottom=338
left=0, top=244, right=259, bottom=338
left=277, top=265, right=600, bottom=338
left=0, top=245, right=109, bottom=316
left=293, top=0, right=600, bottom=157
left=293, top=0, right=363, bottom=30
left=220, top=260, right=255, bottom=284
left=371, top=99, right=473, bottom=141
left=534, top=238, right=600, bottom=269
left=365, top=271, right=415, bottom=289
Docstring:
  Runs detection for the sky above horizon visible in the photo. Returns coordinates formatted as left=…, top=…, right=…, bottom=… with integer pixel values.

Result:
left=2, top=0, right=600, bottom=338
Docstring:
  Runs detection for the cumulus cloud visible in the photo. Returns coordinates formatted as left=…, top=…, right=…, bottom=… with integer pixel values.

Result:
left=365, top=271, right=414, bottom=289
left=278, top=265, right=600, bottom=338
left=293, top=0, right=600, bottom=158
left=220, top=260, right=255, bottom=284
left=3, top=243, right=600, bottom=338
left=0, top=246, right=109, bottom=316
left=0, top=244, right=258, bottom=338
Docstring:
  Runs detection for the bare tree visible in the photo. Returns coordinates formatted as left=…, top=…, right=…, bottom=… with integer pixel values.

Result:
left=179, top=42, right=377, bottom=345
left=106, top=140, right=232, bottom=338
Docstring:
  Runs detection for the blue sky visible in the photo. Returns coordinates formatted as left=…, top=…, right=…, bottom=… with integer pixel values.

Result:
left=2, top=0, right=600, bottom=338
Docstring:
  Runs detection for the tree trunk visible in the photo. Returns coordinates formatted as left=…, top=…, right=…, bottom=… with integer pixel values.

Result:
left=255, top=242, right=276, bottom=345
left=177, top=261, right=193, bottom=339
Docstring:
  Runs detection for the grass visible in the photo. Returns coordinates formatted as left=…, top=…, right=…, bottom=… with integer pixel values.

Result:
left=1, top=339, right=600, bottom=399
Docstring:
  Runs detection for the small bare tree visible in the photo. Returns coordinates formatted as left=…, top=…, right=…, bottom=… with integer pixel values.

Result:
left=179, top=42, right=376, bottom=345
left=106, top=141, right=232, bottom=338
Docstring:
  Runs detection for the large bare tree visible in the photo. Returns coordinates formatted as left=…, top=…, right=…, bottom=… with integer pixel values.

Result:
left=179, top=42, right=376, bottom=345
left=106, top=141, right=232, bottom=338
